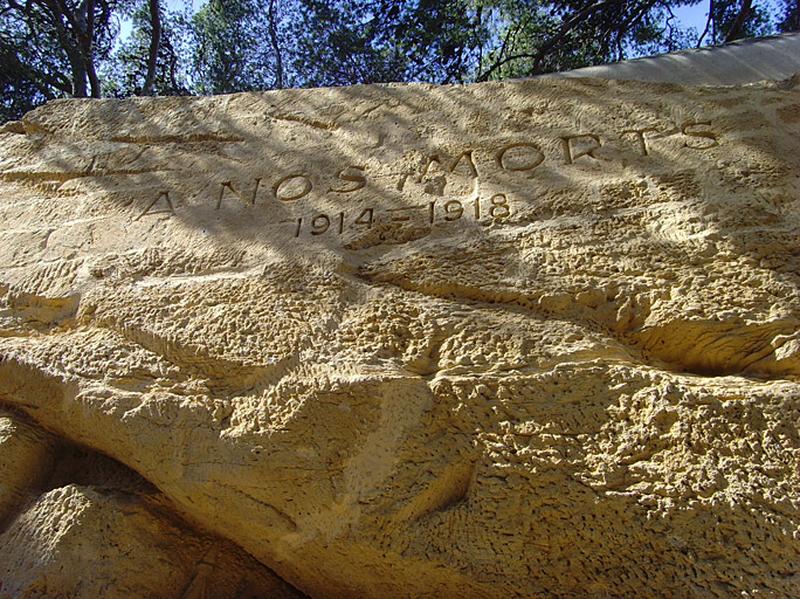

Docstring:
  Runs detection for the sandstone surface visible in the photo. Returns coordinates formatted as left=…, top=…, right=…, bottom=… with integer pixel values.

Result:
left=0, top=75, right=799, bottom=598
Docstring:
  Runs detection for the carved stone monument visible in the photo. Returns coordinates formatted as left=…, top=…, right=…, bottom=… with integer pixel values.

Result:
left=0, top=72, right=799, bottom=597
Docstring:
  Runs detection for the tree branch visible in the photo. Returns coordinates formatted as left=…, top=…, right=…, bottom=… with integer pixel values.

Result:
left=477, top=0, right=617, bottom=82
left=41, top=0, right=86, bottom=95
left=724, top=0, right=752, bottom=42
left=143, top=0, right=161, bottom=95
left=696, top=0, right=714, bottom=47
left=83, top=0, right=101, bottom=97
left=267, top=0, right=283, bottom=88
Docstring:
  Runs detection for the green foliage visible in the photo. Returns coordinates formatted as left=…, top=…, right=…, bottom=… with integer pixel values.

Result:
left=1, top=0, right=125, bottom=119
left=191, top=0, right=282, bottom=93
left=1, top=0, right=796, bottom=121
left=0, top=10, right=66, bottom=121
left=779, top=0, right=800, bottom=31
left=291, top=0, right=484, bottom=86
left=104, top=1, right=192, bottom=96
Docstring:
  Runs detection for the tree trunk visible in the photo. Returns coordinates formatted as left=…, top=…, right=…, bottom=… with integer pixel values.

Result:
left=782, top=0, right=800, bottom=31
left=86, top=60, right=101, bottom=97
left=41, top=0, right=87, bottom=96
left=143, top=0, right=161, bottom=95
left=725, top=0, right=753, bottom=42
left=267, top=0, right=283, bottom=88
left=72, top=63, right=88, bottom=97
left=83, top=0, right=101, bottom=97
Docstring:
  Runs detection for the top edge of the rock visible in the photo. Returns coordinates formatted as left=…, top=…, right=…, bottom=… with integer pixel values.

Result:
left=4, top=31, right=800, bottom=132
left=2, top=73, right=796, bottom=137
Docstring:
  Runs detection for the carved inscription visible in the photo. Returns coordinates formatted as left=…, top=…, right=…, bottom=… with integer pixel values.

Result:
left=131, top=119, right=722, bottom=247
left=274, top=173, right=313, bottom=201
left=136, top=191, right=175, bottom=220
left=292, top=194, right=511, bottom=238
left=217, top=178, right=261, bottom=208
left=681, top=121, right=719, bottom=149
left=561, top=134, right=601, bottom=164
left=330, top=166, right=367, bottom=193
left=622, top=127, right=658, bottom=156
left=496, top=143, right=545, bottom=171
left=396, top=150, right=480, bottom=194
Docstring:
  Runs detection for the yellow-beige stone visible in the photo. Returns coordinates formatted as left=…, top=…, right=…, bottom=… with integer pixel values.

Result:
left=0, top=76, right=799, bottom=597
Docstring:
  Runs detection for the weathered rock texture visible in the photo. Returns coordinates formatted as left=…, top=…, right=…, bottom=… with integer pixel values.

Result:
left=0, top=76, right=799, bottom=598
left=0, top=411, right=305, bottom=599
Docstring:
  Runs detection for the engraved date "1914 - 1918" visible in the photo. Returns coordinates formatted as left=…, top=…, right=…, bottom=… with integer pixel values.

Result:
left=291, top=194, right=511, bottom=238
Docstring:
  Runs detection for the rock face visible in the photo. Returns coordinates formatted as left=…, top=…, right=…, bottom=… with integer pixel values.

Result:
left=0, top=76, right=799, bottom=598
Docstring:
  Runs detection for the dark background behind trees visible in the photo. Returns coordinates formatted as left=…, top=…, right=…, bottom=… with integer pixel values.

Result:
left=1, top=0, right=798, bottom=121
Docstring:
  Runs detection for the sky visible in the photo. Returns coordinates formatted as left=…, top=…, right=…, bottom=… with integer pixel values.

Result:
left=115, top=1, right=765, bottom=61
left=118, top=0, right=201, bottom=40
left=673, top=3, right=710, bottom=32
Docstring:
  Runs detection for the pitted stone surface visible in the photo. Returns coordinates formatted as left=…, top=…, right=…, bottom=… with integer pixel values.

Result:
left=0, top=77, right=799, bottom=598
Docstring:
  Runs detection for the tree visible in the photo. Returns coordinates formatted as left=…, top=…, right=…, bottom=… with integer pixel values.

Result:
left=191, top=0, right=285, bottom=93
left=0, top=0, right=797, bottom=122
left=143, top=0, right=160, bottom=94
left=1, top=0, right=122, bottom=99
left=291, top=0, right=485, bottom=86
left=475, top=0, right=779, bottom=81
left=105, top=0, right=190, bottom=97
left=0, top=9, right=71, bottom=121
left=779, top=0, right=800, bottom=31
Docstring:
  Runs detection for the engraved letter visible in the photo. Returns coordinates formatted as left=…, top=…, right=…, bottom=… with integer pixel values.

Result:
left=217, top=178, right=261, bottom=209
left=622, top=127, right=658, bottom=156
left=395, top=172, right=413, bottom=191
left=450, top=150, right=478, bottom=177
left=681, top=121, right=718, bottom=150
left=560, top=134, right=601, bottom=164
left=136, top=190, right=175, bottom=220
left=274, top=173, right=313, bottom=202
left=496, top=143, right=545, bottom=172
left=421, top=155, right=443, bottom=176
left=330, top=166, right=366, bottom=193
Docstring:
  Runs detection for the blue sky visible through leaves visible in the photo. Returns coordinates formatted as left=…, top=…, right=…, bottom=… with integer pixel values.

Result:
left=115, top=1, right=782, bottom=67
